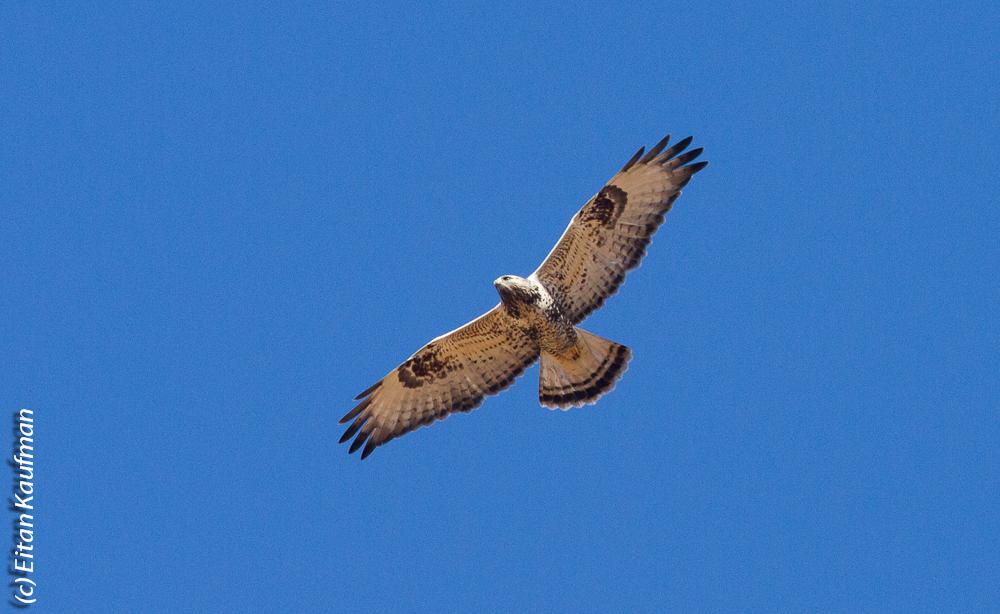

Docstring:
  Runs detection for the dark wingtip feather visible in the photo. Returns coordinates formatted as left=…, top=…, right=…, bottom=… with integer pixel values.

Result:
left=659, top=136, right=694, bottom=162
left=340, top=397, right=371, bottom=424
left=673, top=147, right=704, bottom=167
left=348, top=430, right=370, bottom=454
left=360, top=439, right=377, bottom=460
left=686, top=160, right=709, bottom=174
left=339, top=416, right=367, bottom=444
left=353, top=381, right=382, bottom=400
left=619, top=146, right=645, bottom=173
left=639, top=134, right=670, bottom=163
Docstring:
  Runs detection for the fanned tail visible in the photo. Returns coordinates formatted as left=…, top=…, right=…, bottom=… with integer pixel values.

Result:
left=538, top=328, right=631, bottom=409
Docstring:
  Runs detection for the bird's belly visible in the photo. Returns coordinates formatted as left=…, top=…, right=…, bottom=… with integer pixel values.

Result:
left=539, top=326, right=578, bottom=354
left=518, top=309, right=576, bottom=354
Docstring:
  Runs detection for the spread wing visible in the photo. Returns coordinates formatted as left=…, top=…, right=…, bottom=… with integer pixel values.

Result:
left=532, top=135, right=708, bottom=324
left=340, top=307, right=540, bottom=459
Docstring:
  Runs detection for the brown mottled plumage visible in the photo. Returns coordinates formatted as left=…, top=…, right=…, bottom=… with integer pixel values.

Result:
left=341, top=134, right=707, bottom=459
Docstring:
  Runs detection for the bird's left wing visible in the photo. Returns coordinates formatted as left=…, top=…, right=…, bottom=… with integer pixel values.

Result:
left=532, top=135, right=707, bottom=324
left=340, top=306, right=539, bottom=459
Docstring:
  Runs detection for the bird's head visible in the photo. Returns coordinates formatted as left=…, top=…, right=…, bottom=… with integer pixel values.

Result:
left=494, top=275, right=540, bottom=315
left=494, top=274, right=532, bottom=295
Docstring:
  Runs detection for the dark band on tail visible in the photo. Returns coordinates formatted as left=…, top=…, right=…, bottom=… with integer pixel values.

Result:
left=540, top=344, right=631, bottom=407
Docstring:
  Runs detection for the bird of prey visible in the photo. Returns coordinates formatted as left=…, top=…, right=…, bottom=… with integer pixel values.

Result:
left=341, top=134, right=707, bottom=459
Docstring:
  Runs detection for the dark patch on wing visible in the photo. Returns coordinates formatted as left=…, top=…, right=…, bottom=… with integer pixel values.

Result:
left=578, top=185, right=628, bottom=229
left=397, top=343, right=460, bottom=388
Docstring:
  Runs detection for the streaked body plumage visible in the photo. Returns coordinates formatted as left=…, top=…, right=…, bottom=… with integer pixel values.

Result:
left=494, top=275, right=574, bottom=353
left=341, top=134, right=707, bottom=458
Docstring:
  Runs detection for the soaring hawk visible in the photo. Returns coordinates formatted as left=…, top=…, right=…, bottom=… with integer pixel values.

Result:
left=341, top=134, right=707, bottom=458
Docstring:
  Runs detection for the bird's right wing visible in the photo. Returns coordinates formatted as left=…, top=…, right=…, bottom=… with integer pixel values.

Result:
left=340, top=306, right=540, bottom=459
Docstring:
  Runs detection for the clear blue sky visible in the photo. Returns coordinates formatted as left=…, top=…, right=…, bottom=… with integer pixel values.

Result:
left=3, top=3, right=998, bottom=612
